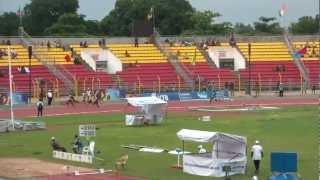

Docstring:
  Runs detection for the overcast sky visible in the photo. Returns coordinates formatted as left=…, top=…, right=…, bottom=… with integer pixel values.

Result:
left=0, top=0, right=318, bottom=25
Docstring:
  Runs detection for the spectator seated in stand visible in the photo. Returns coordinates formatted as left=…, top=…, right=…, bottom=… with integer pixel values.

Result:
left=47, top=41, right=51, bottom=49
left=229, top=33, right=237, bottom=47
left=10, top=50, right=17, bottom=59
left=83, top=41, right=88, bottom=48
left=0, top=49, right=4, bottom=59
left=125, top=50, right=130, bottom=57
left=64, top=54, right=71, bottom=62
left=24, top=67, right=30, bottom=73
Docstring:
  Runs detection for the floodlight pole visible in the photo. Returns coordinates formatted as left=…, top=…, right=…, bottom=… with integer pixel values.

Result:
left=153, top=7, right=156, bottom=34
left=248, top=43, right=252, bottom=96
left=8, top=46, right=15, bottom=130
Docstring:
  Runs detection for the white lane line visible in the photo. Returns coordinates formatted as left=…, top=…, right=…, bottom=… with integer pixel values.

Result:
left=29, top=109, right=121, bottom=117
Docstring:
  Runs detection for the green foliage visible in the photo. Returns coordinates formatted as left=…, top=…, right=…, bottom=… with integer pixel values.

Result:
left=182, top=10, right=232, bottom=35
left=23, top=0, right=79, bottom=35
left=290, top=15, right=319, bottom=35
left=254, top=16, right=283, bottom=35
left=45, top=13, right=87, bottom=36
left=234, top=23, right=255, bottom=35
left=101, top=0, right=194, bottom=36
left=85, top=20, right=103, bottom=36
left=0, top=12, right=20, bottom=36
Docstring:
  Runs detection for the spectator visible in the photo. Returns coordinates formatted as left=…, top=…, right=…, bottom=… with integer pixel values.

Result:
left=83, top=41, right=88, bottom=48
left=134, top=37, right=139, bottom=47
left=79, top=41, right=83, bottom=47
left=66, top=92, right=77, bottom=106
left=17, top=66, right=21, bottom=73
left=254, top=81, right=259, bottom=97
left=6, top=40, right=11, bottom=46
left=224, top=82, right=229, bottom=90
left=125, top=50, right=130, bottom=57
left=47, top=41, right=51, bottom=49
left=36, top=99, right=44, bottom=117
left=278, top=83, right=284, bottom=97
left=64, top=54, right=71, bottom=62
left=24, top=66, right=30, bottom=73
left=216, top=40, right=221, bottom=46
left=312, top=84, right=316, bottom=94
left=98, top=40, right=102, bottom=47
left=86, top=88, right=91, bottom=103
left=20, top=66, right=26, bottom=74
left=47, top=89, right=53, bottom=105
left=229, top=32, right=236, bottom=47
left=10, top=50, right=17, bottom=59
left=0, top=49, right=4, bottom=59
left=102, top=38, right=106, bottom=47
left=229, top=82, right=234, bottom=96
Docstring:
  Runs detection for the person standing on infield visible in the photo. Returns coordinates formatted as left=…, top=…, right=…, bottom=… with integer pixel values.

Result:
left=36, top=99, right=44, bottom=118
left=251, top=140, right=263, bottom=175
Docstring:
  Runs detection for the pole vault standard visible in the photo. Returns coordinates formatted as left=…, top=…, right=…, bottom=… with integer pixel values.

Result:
left=7, top=46, right=15, bottom=130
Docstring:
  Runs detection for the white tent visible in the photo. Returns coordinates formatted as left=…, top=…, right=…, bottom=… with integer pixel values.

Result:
left=125, top=97, right=167, bottom=126
left=176, top=129, right=247, bottom=177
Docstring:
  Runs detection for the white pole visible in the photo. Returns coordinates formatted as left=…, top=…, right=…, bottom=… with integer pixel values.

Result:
left=7, top=46, right=14, bottom=130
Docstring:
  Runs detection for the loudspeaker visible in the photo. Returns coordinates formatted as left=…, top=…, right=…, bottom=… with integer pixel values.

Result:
left=28, top=46, right=32, bottom=59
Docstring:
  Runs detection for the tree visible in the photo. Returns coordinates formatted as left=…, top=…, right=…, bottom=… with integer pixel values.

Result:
left=253, top=16, right=282, bottom=35
left=45, top=13, right=87, bottom=36
left=85, top=20, right=102, bottom=36
left=0, top=12, right=20, bottom=36
left=152, top=0, right=194, bottom=35
left=182, top=10, right=232, bottom=35
left=290, top=15, right=319, bottom=35
left=101, top=0, right=194, bottom=36
left=234, top=23, right=255, bottom=35
left=23, top=0, right=79, bottom=35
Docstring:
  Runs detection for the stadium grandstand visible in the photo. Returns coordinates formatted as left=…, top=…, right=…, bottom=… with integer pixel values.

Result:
left=0, top=33, right=319, bottom=100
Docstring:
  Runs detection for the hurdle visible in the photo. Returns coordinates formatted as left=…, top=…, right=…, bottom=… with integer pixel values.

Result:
left=74, top=168, right=113, bottom=176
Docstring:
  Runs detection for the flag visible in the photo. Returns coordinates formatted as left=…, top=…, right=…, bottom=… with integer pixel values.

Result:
left=147, top=7, right=153, bottom=20
left=294, top=46, right=307, bottom=59
left=297, top=46, right=307, bottom=55
left=279, top=3, right=287, bottom=17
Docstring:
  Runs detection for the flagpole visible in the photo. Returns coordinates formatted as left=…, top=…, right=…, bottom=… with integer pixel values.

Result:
left=18, top=6, right=22, bottom=27
left=7, top=46, right=15, bottom=130
left=152, top=7, right=156, bottom=34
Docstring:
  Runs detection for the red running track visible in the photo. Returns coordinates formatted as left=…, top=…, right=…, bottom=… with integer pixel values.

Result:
left=0, top=97, right=318, bottom=119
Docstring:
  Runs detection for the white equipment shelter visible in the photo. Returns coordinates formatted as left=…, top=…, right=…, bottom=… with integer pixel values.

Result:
left=176, top=129, right=247, bottom=177
left=125, top=96, right=167, bottom=126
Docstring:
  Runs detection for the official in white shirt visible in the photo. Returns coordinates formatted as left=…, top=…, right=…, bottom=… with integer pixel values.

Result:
left=251, top=140, right=263, bottom=174
left=47, top=89, right=53, bottom=105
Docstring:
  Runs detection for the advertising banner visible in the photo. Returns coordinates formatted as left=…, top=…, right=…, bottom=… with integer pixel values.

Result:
left=183, top=155, right=246, bottom=177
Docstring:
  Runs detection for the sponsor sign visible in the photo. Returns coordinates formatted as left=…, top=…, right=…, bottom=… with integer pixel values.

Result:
left=79, top=124, right=96, bottom=137
left=53, top=151, right=93, bottom=164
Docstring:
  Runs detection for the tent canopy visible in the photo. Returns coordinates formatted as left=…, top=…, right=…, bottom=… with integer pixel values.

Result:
left=177, top=129, right=246, bottom=144
left=126, top=96, right=167, bottom=107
